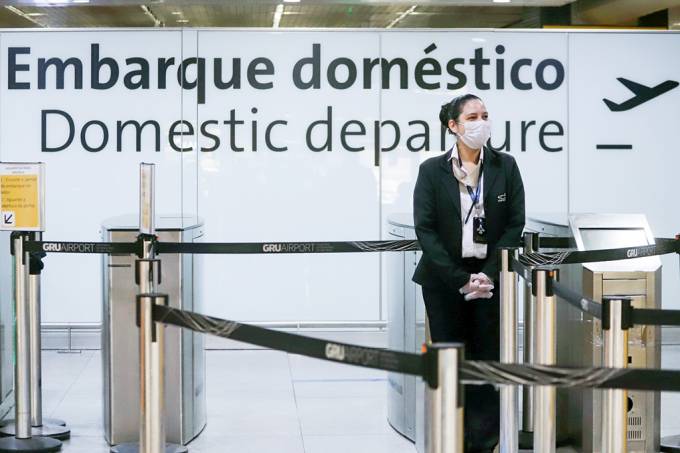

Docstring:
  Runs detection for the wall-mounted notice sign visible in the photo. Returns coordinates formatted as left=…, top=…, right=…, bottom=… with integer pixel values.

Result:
left=0, top=162, right=45, bottom=231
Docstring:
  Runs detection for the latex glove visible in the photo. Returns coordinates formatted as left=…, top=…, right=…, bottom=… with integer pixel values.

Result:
left=464, top=289, right=494, bottom=301
left=473, top=272, right=493, bottom=287
left=459, top=274, right=494, bottom=295
left=459, top=274, right=479, bottom=294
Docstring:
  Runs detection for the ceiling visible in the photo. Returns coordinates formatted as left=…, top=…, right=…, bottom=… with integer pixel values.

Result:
left=0, top=0, right=574, bottom=28
left=0, top=0, right=675, bottom=29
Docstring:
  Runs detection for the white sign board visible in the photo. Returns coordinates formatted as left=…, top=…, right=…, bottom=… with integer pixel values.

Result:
left=0, top=29, right=677, bottom=324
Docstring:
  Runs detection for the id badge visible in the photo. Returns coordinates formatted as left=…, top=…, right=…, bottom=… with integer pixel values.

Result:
left=473, top=217, right=487, bottom=244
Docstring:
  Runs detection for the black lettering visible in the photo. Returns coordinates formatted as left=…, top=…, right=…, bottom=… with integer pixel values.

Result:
left=536, top=59, right=564, bottom=90
left=489, top=121, right=510, bottom=152
left=177, top=57, right=206, bottom=104
left=520, top=120, right=536, bottom=151
left=169, top=120, right=194, bottom=152
left=91, top=44, right=118, bottom=90
left=340, top=120, right=366, bottom=151
left=469, top=48, right=490, bottom=90
left=38, top=57, right=83, bottom=89
left=158, top=58, right=175, bottom=89
left=293, top=43, right=321, bottom=89
left=265, top=120, right=288, bottom=152
left=41, top=109, right=74, bottom=152
left=446, top=58, right=467, bottom=90
left=8, top=47, right=30, bottom=89
left=376, top=120, right=400, bottom=152
left=495, top=45, right=505, bottom=90
left=539, top=120, right=564, bottom=152
left=511, top=59, right=533, bottom=90
left=214, top=58, right=241, bottom=89
left=248, top=58, right=274, bottom=89
left=328, top=58, right=357, bottom=89
left=415, top=58, right=441, bottom=90
left=123, top=58, right=150, bottom=89
left=306, top=106, right=332, bottom=152
left=223, top=109, right=244, bottom=152
left=80, top=120, right=108, bottom=152
left=116, top=120, right=160, bottom=152
left=406, top=120, right=429, bottom=151
left=200, top=120, right=220, bottom=152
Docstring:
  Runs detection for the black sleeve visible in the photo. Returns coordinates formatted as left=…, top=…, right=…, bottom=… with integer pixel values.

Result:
left=482, top=158, right=526, bottom=279
left=413, top=163, right=470, bottom=290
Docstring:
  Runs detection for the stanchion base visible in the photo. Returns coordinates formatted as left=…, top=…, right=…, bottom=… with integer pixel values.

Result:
left=661, top=435, right=680, bottom=452
left=110, top=442, right=187, bottom=453
left=0, top=437, right=61, bottom=453
left=0, top=424, right=69, bottom=441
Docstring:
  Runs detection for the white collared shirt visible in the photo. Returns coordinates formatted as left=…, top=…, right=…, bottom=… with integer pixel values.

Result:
left=448, top=143, right=487, bottom=259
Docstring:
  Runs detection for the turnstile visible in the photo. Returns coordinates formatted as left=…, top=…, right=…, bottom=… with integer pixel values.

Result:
left=101, top=215, right=206, bottom=446
left=527, top=213, right=661, bottom=453
left=385, top=214, right=427, bottom=452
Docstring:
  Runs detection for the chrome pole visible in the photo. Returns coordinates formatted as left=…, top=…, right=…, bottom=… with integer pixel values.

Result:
left=14, top=233, right=31, bottom=440
left=601, top=298, right=630, bottom=453
left=0, top=234, right=61, bottom=452
left=499, top=248, right=518, bottom=453
left=521, top=232, right=538, bottom=442
left=138, top=293, right=166, bottom=453
left=533, top=269, right=557, bottom=453
left=0, top=233, right=70, bottom=440
left=425, top=343, right=464, bottom=453
left=110, top=163, right=186, bottom=453
left=28, top=232, right=42, bottom=428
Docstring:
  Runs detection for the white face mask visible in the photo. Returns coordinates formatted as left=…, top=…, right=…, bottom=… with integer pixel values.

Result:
left=458, top=119, right=491, bottom=150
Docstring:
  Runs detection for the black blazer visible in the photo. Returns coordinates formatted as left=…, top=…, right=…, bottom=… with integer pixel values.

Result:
left=412, top=146, right=525, bottom=291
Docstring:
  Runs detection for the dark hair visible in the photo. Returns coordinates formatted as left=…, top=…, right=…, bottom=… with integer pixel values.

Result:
left=439, top=94, right=482, bottom=135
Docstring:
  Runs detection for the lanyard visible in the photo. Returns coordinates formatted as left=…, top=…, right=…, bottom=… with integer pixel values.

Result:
left=463, top=160, right=483, bottom=225
left=452, top=146, right=484, bottom=225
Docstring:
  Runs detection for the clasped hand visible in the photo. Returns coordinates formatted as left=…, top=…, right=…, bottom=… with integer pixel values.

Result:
left=459, top=273, right=494, bottom=301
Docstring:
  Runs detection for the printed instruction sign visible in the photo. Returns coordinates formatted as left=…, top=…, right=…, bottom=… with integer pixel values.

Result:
left=0, top=162, right=45, bottom=231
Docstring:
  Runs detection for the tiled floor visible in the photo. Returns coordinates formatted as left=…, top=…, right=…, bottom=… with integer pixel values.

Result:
left=34, top=345, right=680, bottom=452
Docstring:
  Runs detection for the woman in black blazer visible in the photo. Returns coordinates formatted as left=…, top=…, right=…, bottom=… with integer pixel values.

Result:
left=412, top=94, right=525, bottom=453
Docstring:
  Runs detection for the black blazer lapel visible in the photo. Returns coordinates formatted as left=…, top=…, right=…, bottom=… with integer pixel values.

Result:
left=439, top=152, right=462, bottom=223
left=482, top=147, right=501, bottom=204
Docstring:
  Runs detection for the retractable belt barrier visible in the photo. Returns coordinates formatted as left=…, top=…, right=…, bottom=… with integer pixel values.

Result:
left=151, top=304, right=680, bottom=393
left=23, top=239, right=420, bottom=256
left=513, top=253, right=680, bottom=327
left=520, top=237, right=680, bottom=267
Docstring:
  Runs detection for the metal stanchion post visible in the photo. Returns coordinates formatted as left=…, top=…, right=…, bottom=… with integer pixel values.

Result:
left=601, top=297, right=630, bottom=453
left=0, top=232, right=70, bottom=440
left=532, top=268, right=558, bottom=453
left=425, top=343, right=464, bottom=453
left=138, top=294, right=167, bottom=453
left=111, top=164, right=186, bottom=453
left=0, top=233, right=61, bottom=452
left=519, top=233, right=538, bottom=449
left=499, top=248, right=518, bottom=453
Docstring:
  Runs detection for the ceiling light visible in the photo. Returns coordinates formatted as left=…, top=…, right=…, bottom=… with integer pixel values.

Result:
left=72, top=0, right=90, bottom=3
left=273, top=3, right=284, bottom=28
left=171, top=11, right=182, bottom=15
left=26, top=12, right=45, bottom=16
left=386, top=5, right=416, bottom=29
left=176, top=19, right=189, bottom=23
left=493, top=0, right=511, bottom=3
left=283, top=0, right=300, bottom=2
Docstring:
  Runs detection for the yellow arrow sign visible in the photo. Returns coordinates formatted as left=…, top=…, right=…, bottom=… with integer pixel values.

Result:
left=0, top=163, right=45, bottom=231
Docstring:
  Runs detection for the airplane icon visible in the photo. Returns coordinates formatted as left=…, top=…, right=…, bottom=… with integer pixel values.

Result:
left=603, top=78, right=678, bottom=112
